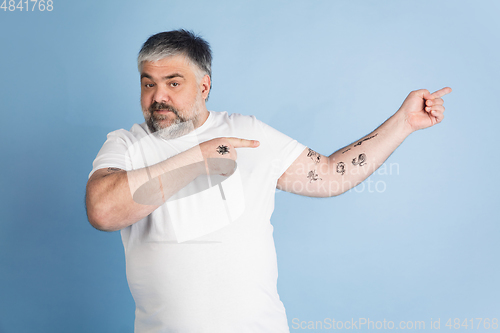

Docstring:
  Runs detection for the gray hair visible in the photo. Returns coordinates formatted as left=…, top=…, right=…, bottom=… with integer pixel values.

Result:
left=138, top=30, right=212, bottom=99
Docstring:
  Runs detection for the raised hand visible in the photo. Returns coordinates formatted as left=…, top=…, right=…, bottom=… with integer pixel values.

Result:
left=398, top=87, right=452, bottom=132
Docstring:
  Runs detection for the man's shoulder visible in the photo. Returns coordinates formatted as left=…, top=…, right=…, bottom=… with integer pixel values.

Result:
left=105, top=122, right=150, bottom=142
left=211, top=110, right=261, bottom=127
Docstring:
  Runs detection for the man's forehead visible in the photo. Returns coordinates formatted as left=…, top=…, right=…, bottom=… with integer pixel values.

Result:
left=141, top=55, right=194, bottom=76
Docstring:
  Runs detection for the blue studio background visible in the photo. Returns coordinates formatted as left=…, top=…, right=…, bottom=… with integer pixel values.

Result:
left=1, top=0, right=499, bottom=332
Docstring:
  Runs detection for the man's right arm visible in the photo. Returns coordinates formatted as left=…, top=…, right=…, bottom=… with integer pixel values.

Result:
left=85, top=137, right=259, bottom=232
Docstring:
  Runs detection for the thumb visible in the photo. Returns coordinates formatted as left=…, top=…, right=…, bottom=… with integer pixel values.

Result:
left=421, top=89, right=433, bottom=101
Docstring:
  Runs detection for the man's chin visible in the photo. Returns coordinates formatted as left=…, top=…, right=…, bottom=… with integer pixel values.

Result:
left=155, top=118, right=177, bottom=129
left=154, top=120, right=195, bottom=140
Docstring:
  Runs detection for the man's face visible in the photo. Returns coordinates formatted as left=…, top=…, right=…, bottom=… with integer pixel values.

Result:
left=140, top=55, right=209, bottom=138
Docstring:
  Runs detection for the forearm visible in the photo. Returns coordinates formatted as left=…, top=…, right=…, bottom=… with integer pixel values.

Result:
left=86, top=146, right=205, bottom=231
left=277, top=88, right=450, bottom=197
left=327, top=111, right=412, bottom=194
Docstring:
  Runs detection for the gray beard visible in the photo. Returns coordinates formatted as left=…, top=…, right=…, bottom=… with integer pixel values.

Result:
left=153, top=118, right=195, bottom=140
left=144, top=92, right=203, bottom=140
left=145, top=106, right=194, bottom=139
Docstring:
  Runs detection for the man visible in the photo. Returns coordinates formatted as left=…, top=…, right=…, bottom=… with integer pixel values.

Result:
left=86, top=30, right=451, bottom=332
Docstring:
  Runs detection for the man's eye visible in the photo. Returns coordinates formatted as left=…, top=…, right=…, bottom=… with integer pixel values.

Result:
left=171, top=82, right=179, bottom=87
left=144, top=83, right=155, bottom=88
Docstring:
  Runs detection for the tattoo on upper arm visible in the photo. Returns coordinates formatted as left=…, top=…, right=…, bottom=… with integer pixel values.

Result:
left=341, top=148, right=351, bottom=154
left=216, top=145, right=230, bottom=155
left=307, top=170, right=322, bottom=182
left=354, top=133, right=378, bottom=147
left=352, top=153, right=366, bottom=166
left=307, top=148, right=321, bottom=164
left=102, top=167, right=122, bottom=178
left=305, top=149, right=322, bottom=183
left=336, top=162, right=346, bottom=175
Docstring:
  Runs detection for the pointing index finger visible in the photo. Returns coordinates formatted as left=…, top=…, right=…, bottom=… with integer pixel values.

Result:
left=431, top=87, right=452, bottom=99
left=226, top=137, right=260, bottom=148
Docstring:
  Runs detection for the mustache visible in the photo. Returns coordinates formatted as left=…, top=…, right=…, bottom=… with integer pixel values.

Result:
left=149, top=102, right=179, bottom=116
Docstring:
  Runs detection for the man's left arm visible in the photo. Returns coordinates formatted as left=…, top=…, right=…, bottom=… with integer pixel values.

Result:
left=277, top=87, right=452, bottom=197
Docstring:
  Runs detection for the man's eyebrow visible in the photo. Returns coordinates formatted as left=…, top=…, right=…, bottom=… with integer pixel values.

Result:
left=140, top=73, right=185, bottom=81
left=162, top=73, right=184, bottom=80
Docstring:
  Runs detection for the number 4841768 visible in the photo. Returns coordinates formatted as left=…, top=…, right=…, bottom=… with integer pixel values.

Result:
left=1, top=0, right=54, bottom=11
left=446, top=318, right=498, bottom=330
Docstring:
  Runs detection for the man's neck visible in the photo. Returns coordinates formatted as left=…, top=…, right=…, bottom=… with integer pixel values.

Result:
left=193, top=108, right=210, bottom=129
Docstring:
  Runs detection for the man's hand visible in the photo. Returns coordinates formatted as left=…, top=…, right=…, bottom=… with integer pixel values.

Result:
left=398, top=87, right=452, bottom=133
left=199, top=137, right=260, bottom=176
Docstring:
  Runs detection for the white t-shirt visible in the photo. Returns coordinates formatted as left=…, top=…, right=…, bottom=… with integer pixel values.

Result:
left=90, top=111, right=306, bottom=332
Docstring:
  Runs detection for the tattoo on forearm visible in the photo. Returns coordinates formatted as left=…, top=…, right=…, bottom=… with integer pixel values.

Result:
left=352, top=153, right=366, bottom=166
left=341, top=148, right=351, bottom=154
left=307, top=148, right=321, bottom=164
left=307, top=170, right=322, bottom=183
left=336, top=162, right=346, bottom=175
left=354, top=133, right=378, bottom=147
left=216, top=145, right=230, bottom=155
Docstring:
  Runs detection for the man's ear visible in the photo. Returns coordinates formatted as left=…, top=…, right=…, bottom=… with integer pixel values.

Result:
left=200, top=74, right=211, bottom=100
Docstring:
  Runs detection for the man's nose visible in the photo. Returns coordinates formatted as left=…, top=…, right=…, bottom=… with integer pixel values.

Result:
left=152, top=85, right=170, bottom=104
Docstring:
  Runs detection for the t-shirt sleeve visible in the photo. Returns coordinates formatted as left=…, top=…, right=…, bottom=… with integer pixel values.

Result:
left=257, top=119, right=307, bottom=179
left=88, top=129, right=133, bottom=179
